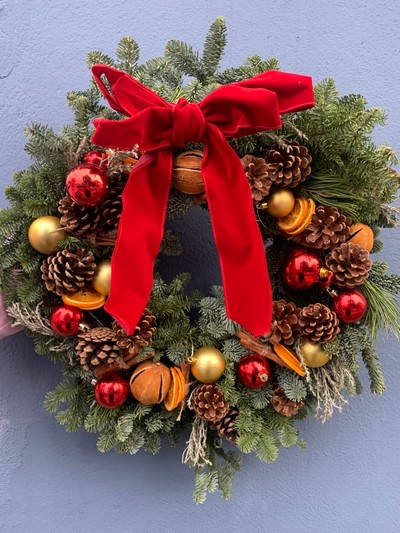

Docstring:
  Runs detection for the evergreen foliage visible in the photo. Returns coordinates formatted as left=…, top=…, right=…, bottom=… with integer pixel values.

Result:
left=0, top=18, right=398, bottom=502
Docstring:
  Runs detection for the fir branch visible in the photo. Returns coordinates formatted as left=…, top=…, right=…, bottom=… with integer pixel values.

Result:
left=360, top=278, right=400, bottom=339
left=201, top=17, right=227, bottom=78
left=116, top=36, right=140, bottom=74
left=361, top=347, right=386, bottom=394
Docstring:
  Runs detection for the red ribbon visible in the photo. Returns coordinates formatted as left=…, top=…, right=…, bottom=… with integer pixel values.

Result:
left=91, top=65, right=314, bottom=336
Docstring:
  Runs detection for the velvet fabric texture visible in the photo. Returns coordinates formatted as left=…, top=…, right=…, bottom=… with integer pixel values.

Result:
left=91, top=65, right=315, bottom=336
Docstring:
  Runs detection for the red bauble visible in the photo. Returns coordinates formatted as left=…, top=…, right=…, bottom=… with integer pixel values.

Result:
left=66, top=164, right=108, bottom=206
left=281, top=247, right=332, bottom=290
left=50, top=304, right=84, bottom=336
left=331, top=288, right=368, bottom=323
left=237, top=354, right=272, bottom=389
left=81, top=150, right=108, bottom=169
left=94, top=372, right=130, bottom=409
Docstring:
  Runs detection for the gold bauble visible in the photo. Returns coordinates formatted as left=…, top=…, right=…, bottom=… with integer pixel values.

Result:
left=266, top=189, right=295, bottom=218
left=28, top=216, right=67, bottom=254
left=92, top=259, right=111, bottom=296
left=299, top=341, right=331, bottom=368
left=190, top=346, right=226, bottom=383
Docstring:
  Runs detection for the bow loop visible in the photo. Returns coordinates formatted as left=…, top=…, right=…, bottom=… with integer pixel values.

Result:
left=172, top=98, right=207, bottom=147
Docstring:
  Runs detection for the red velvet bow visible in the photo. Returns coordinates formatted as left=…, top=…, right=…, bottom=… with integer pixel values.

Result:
left=91, top=65, right=314, bottom=336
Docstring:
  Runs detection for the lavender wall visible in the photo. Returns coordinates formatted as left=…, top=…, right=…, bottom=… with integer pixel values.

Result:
left=1, top=1, right=400, bottom=531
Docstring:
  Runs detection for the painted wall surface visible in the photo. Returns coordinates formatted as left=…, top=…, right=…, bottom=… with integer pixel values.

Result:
left=1, top=1, right=400, bottom=531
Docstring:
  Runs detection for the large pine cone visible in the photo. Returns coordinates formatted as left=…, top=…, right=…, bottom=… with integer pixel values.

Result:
left=265, top=299, right=301, bottom=346
left=98, top=174, right=126, bottom=230
left=325, top=242, right=372, bottom=288
left=192, top=384, right=230, bottom=422
left=271, top=386, right=304, bottom=417
left=299, top=303, right=340, bottom=343
left=265, top=141, right=312, bottom=188
left=113, top=308, right=156, bottom=356
left=76, top=326, right=122, bottom=371
left=291, top=205, right=351, bottom=250
left=41, top=248, right=96, bottom=296
left=210, top=407, right=239, bottom=443
left=58, top=196, right=101, bottom=239
left=240, top=155, right=271, bottom=202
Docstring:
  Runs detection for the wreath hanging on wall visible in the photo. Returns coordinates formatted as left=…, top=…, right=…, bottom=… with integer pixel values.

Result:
left=1, top=18, right=399, bottom=502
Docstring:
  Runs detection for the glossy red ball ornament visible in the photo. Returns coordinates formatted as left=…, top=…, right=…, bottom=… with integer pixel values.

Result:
left=237, top=354, right=272, bottom=389
left=81, top=150, right=108, bottom=169
left=331, top=288, right=368, bottom=323
left=94, top=373, right=130, bottom=409
left=50, top=304, right=84, bottom=336
left=281, top=247, right=333, bottom=290
left=66, top=164, right=108, bottom=206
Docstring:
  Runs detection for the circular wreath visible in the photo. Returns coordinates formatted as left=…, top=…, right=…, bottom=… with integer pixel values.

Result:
left=1, top=18, right=400, bottom=503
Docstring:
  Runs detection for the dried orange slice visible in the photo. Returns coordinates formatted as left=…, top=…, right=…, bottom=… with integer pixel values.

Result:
left=285, top=198, right=316, bottom=235
left=273, top=343, right=306, bottom=377
left=277, top=198, right=308, bottom=232
left=164, top=367, right=186, bottom=411
left=62, top=288, right=106, bottom=310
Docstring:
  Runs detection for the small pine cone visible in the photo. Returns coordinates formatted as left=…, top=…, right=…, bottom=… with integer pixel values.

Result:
left=291, top=205, right=351, bottom=250
left=240, top=154, right=272, bottom=202
left=99, top=175, right=125, bottom=230
left=41, top=248, right=96, bottom=296
left=271, top=386, right=304, bottom=417
left=299, top=303, right=340, bottom=343
left=192, top=384, right=230, bottom=422
left=113, top=308, right=157, bottom=356
left=58, top=196, right=101, bottom=239
left=265, top=299, right=302, bottom=346
left=76, top=327, right=122, bottom=372
left=325, top=242, right=372, bottom=288
left=265, top=141, right=312, bottom=188
left=210, top=407, right=239, bottom=443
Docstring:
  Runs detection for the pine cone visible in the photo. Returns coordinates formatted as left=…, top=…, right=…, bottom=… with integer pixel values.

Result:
left=192, top=384, right=230, bottom=422
left=113, top=308, right=156, bottom=356
left=299, top=303, right=340, bottom=343
left=265, top=141, right=312, bottom=188
left=58, top=196, right=101, bottom=239
left=98, top=174, right=126, bottom=230
left=76, top=326, right=122, bottom=372
left=265, top=300, right=301, bottom=346
left=210, top=407, right=239, bottom=443
left=291, top=205, right=351, bottom=250
left=240, top=155, right=271, bottom=202
left=271, top=386, right=304, bottom=417
left=41, top=248, right=96, bottom=296
left=325, top=242, right=372, bottom=288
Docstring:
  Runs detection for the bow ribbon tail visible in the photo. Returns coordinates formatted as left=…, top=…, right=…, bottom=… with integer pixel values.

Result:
left=104, top=151, right=171, bottom=334
left=203, top=125, right=273, bottom=336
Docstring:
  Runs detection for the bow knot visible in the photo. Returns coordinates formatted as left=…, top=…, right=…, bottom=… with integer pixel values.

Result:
left=172, top=98, right=207, bottom=147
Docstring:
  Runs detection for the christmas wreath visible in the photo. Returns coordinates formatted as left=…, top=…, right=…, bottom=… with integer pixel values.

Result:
left=1, top=18, right=400, bottom=503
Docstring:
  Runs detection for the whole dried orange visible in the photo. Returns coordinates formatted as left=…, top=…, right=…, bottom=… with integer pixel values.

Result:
left=277, top=197, right=308, bottom=232
left=62, top=287, right=106, bottom=310
left=349, top=223, right=374, bottom=251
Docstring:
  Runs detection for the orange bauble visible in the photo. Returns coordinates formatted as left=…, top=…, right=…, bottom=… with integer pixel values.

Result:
left=349, top=223, right=374, bottom=251
left=129, top=361, right=171, bottom=405
left=172, top=150, right=205, bottom=195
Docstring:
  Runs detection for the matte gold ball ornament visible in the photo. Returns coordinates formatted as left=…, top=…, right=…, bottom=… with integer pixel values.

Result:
left=189, top=346, right=226, bottom=383
left=299, top=340, right=331, bottom=368
left=264, top=189, right=295, bottom=218
left=28, top=216, right=67, bottom=254
left=92, top=259, right=111, bottom=296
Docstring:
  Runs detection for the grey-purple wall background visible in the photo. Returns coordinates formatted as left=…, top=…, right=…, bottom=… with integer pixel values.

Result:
left=1, top=1, right=399, bottom=531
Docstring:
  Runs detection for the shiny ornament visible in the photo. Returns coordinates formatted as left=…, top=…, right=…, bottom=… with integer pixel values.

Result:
left=81, top=150, right=108, bottom=169
left=94, top=372, right=130, bottom=409
left=92, top=259, right=111, bottom=296
left=172, top=150, right=205, bottom=195
left=130, top=361, right=171, bottom=405
left=281, top=247, right=332, bottom=290
left=50, top=304, right=84, bottom=336
left=28, top=216, right=67, bottom=254
left=190, top=346, right=226, bottom=383
left=349, top=223, right=374, bottom=252
left=236, top=354, right=272, bottom=389
left=265, top=189, right=295, bottom=218
left=66, top=164, right=108, bottom=206
left=299, top=340, right=331, bottom=368
left=331, top=288, right=368, bottom=324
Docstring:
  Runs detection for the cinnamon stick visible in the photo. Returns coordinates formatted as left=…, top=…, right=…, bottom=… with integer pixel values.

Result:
left=236, top=330, right=291, bottom=369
